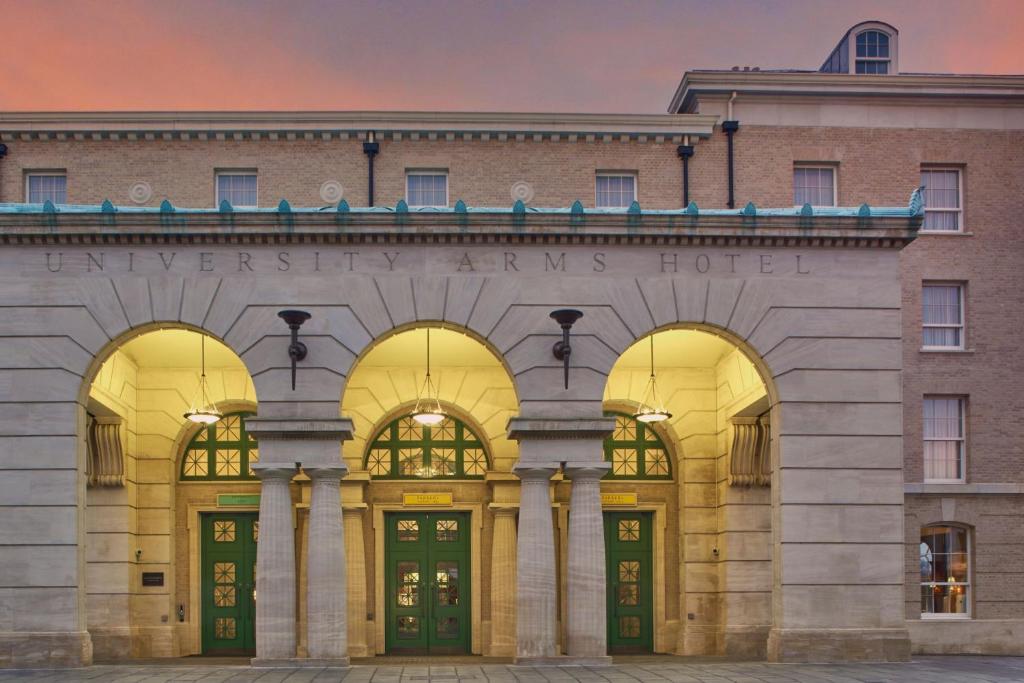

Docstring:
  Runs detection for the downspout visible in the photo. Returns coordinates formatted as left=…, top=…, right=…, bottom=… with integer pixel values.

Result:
left=0, top=143, right=7, bottom=202
left=676, top=135, right=694, bottom=207
left=722, top=91, right=739, bottom=209
left=362, top=131, right=379, bottom=207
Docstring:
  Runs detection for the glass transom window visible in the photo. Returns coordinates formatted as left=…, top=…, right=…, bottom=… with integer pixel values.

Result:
left=596, top=174, right=636, bottom=208
left=921, top=169, right=962, bottom=231
left=216, top=173, right=258, bottom=208
left=855, top=30, right=890, bottom=74
left=180, top=412, right=258, bottom=481
left=793, top=166, right=836, bottom=207
left=406, top=173, right=448, bottom=207
left=365, top=415, right=488, bottom=479
left=922, top=284, right=964, bottom=349
left=26, top=173, right=67, bottom=204
left=924, top=398, right=965, bottom=483
left=603, top=412, right=672, bottom=480
left=920, top=525, right=970, bottom=617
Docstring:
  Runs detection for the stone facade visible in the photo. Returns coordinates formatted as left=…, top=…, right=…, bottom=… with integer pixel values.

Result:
left=0, top=22, right=1022, bottom=669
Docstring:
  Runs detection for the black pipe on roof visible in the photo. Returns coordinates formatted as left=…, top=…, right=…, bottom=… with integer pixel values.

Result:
left=677, top=144, right=694, bottom=207
left=363, top=132, right=379, bottom=207
left=721, top=120, right=739, bottom=209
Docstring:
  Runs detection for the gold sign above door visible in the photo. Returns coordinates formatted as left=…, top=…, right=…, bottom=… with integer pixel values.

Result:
left=403, top=493, right=454, bottom=507
left=601, top=492, right=638, bottom=507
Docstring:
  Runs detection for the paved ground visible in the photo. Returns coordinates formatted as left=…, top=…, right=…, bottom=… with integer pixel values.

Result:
left=2, top=657, right=1024, bottom=683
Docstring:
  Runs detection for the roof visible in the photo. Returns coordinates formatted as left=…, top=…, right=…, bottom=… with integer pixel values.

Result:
left=669, top=70, right=1024, bottom=114
left=0, top=111, right=719, bottom=142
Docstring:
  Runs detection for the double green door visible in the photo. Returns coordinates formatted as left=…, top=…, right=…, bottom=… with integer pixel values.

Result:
left=201, top=512, right=257, bottom=654
left=605, top=511, right=653, bottom=653
left=385, top=511, right=470, bottom=654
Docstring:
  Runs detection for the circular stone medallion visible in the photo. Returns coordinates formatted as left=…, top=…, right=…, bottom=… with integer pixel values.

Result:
left=320, top=180, right=344, bottom=204
left=128, top=182, right=153, bottom=204
left=510, top=181, right=535, bottom=204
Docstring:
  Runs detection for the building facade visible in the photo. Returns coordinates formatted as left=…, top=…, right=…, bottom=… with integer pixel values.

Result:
left=0, top=21, right=1021, bottom=668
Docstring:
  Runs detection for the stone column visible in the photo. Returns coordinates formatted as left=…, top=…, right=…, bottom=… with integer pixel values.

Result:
left=512, top=465, right=558, bottom=662
left=252, top=466, right=298, bottom=663
left=489, top=506, right=518, bottom=657
left=344, top=506, right=369, bottom=657
left=565, top=464, right=612, bottom=664
left=305, top=466, right=349, bottom=665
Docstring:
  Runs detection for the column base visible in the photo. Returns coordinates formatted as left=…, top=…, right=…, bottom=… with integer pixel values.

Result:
left=0, top=630, right=93, bottom=668
left=513, top=655, right=613, bottom=667
left=251, top=657, right=350, bottom=668
left=767, top=627, right=911, bottom=662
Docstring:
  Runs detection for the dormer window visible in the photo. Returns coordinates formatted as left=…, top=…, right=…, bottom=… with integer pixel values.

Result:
left=855, top=30, right=890, bottom=74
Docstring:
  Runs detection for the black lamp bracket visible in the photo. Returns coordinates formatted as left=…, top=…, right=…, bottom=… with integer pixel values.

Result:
left=550, top=309, right=584, bottom=390
left=277, top=310, right=311, bottom=390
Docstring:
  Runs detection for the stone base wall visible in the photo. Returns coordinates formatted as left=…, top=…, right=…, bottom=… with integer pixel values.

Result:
left=909, top=619, right=1024, bottom=655
left=0, top=631, right=93, bottom=668
left=767, top=627, right=911, bottom=663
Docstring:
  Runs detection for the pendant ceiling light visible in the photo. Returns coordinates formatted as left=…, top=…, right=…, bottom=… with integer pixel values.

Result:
left=633, top=335, right=671, bottom=424
left=412, top=328, right=446, bottom=426
left=183, top=333, right=222, bottom=424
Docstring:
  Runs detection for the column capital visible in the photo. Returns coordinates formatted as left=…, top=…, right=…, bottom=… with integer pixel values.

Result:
left=564, top=463, right=611, bottom=481
left=245, top=416, right=355, bottom=442
left=507, top=416, right=615, bottom=442
left=304, top=464, right=350, bottom=482
left=489, top=505, right=519, bottom=518
left=511, top=464, right=558, bottom=481
left=252, top=465, right=298, bottom=482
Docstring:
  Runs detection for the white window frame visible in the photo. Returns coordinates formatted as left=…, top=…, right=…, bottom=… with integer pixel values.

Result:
left=595, top=173, right=637, bottom=209
left=792, top=165, right=837, bottom=207
left=920, top=525, right=972, bottom=619
left=922, top=282, right=965, bottom=351
left=920, top=167, right=964, bottom=233
left=405, top=171, right=449, bottom=208
left=215, top=171, right=259, bottom=208
left=923, top=396, right=966, bottom=484
left=25, top=171, right=67, bottom=204
left=854, top=29, right=892, bottom=74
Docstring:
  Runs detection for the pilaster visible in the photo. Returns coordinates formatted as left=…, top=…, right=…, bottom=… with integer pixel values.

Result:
left=488, top=506, right=518, bottom=657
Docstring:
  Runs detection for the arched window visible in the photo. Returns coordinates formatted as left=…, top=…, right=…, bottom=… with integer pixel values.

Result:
left=920, top=525, right=971, bottom=616
left=365, top=415, right=489, bottom=479
left=855, top=30, right=891, bottom=74
left=603, top=412, right=672, bottom=480
left=180, top=412, right=258, bottom=481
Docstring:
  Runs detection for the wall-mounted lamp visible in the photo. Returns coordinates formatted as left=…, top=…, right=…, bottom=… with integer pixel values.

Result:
left=277, top=310, right=311, bottom=390
left=550, top=309, right=584, bottom=390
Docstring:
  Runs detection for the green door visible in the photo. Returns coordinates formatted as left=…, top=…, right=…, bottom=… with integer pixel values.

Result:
left=201, top=512, right=257, bottom=654
left=385, top=511, right=470, bottom=654
left=605, top=511, right=653, bottom=653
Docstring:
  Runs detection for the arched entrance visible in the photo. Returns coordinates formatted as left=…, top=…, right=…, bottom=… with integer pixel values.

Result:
left=340, top=323, right=519, bottom=656
left=601, top=325, right=774, bottom=657
left=81, top=326, right=257, bottom=658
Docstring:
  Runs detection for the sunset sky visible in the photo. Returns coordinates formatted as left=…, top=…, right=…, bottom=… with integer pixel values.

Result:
left=2, top=0, right=1022, bottom=113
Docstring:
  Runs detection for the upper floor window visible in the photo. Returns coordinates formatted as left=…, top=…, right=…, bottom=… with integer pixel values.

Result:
left=596, top=174, right=636, bottom=209
left=365, top=415, right=488, bottom=479
left=406, top=172, right=448, bottom=207
left=855, top=30, right=890, bottom=74
left=180, top=412, right=258, bottom=481
left=923, top=397, right=965, bottom=483
left=26, top=172, right=67, bottom=204
left=793, top=166, right=836, bottom=207
left=216, top=172, right=258, bottom=208
left=603, top=413, right=672, bottom=480
left=921, top=168, right=962, bottom=231
left=922, top=283, right=964, bottom=350
left=920, top=525, right=970, bottom=617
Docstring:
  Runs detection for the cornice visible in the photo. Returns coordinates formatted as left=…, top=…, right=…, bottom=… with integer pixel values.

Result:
left=0, top=110, right=719, bottom=143
left=0, top=212, right=921, bottom=249
left=670, top=71, right=1024, bottom=113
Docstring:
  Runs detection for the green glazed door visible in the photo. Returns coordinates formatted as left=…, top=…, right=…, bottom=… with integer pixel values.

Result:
left=605, top=511, right=653, bottom=653
left=385, top=511, right=470, bottom=654
left=201, top=512, right=257, bottom=654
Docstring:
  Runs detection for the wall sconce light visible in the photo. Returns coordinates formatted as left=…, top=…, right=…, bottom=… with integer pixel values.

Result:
left=277, top=310, right=311, bottom=390
left=550, top=309, right=584, bottom=389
